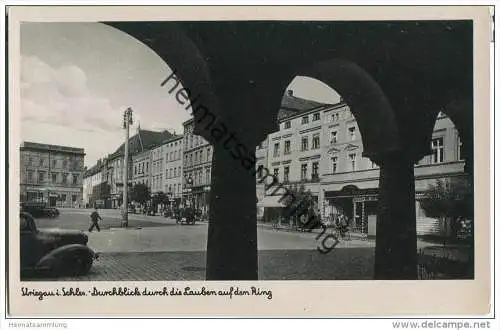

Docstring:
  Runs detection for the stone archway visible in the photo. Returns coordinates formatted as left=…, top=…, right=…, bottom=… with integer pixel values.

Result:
left=104, top=22, right=219, bottom=123
left=104, top=20, right=474, bottom=281
left=296, top=59, right=401, bottom=160
left=291, top=59, right=420, bottom=279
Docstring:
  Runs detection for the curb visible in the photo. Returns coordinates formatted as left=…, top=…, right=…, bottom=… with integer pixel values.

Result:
left=256, top=223, right=374, bottom=240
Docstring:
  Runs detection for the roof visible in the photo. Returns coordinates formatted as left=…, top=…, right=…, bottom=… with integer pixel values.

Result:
left=20, top=141, right=85, bottom=155
left=280, top=91, right=326, bottom=112
left=162, top=134, right=183, bottom=144
left=83, top=163, right=103, bottom=178
left=278, top=92, right=334, bottom=121
left=108, top=129, right=174, bottom=160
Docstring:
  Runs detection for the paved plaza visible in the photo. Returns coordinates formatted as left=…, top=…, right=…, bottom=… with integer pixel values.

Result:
left=25, top=208, right=467, bottom=281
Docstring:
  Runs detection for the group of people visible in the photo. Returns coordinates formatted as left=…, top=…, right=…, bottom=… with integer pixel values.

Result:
left=324, top=213, right=350, bottom=238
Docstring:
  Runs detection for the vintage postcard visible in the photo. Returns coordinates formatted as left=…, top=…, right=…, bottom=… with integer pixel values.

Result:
left=5, top=5, right=493, bottom=317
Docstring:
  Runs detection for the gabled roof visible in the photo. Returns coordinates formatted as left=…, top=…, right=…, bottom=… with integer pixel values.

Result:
left=108, top=129, right=174, bottom=160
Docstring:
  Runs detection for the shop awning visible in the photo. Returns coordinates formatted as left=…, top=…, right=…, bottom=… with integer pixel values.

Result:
left=257, top=195, right=288, bottom=208
left=324, top=186, right=379, bottom=199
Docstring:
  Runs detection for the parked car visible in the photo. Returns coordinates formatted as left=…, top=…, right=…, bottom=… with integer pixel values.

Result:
left=20, top=202, right=59, bottom=218
left=175, top=207, right=196, bottom=225
left=128, top=206, right=136, bottom=214
left=20, top=211, right=98, bottom=277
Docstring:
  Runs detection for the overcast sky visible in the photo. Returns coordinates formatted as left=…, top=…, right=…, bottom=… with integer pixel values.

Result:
left=20, top=22, right=340, bottom=167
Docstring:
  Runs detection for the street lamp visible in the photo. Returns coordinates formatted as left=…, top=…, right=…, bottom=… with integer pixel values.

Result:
left=122, top=107, right=133, bottom=228
left=185, top=176, right=193, bottom=207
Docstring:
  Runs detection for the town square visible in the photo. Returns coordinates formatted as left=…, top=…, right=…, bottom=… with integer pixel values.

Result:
left=18, top=20, right=475, bottom=282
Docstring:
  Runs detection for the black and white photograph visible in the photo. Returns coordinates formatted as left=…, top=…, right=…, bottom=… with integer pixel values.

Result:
left=5, top=5, right=493, bottom=318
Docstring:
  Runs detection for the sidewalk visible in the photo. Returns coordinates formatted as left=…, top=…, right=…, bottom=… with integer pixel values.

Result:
left=256, top=222, right=369, bottom=239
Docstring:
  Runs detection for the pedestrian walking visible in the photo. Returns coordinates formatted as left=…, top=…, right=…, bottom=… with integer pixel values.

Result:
left=89, top=208, right=102, bottom=232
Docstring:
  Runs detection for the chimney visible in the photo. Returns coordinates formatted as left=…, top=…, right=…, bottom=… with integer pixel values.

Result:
left=287, top=90, right=293, bottom=96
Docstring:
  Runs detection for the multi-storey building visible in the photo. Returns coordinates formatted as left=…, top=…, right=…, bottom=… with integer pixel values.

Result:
left=256, top=90, right=325, bottom=217
left=109, top=129, right=173, bottom=208
left=83, top=128, right=173, bottom=209
left=182, top=119, right=213, bottom=212
left=259, top=96, right=466, bottom=237
left=163, top=135, right=184, bottom=205
left=20, top=142, right=85, bottom=208
left=150, top=144, right=164, bottom=194
left=82, top=158, right=106, bottom=208
left=132, top=150, right=151, bottom=187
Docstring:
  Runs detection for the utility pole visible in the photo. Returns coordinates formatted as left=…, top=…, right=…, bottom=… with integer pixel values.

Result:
left=122, top=107, right=133, bottom=228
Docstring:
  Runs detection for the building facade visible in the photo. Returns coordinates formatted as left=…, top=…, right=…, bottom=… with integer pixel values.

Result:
left=83, top=129, right=174, bottom=209
left=20, top=142, right=85, bottom=208
left=182, top=119, right=213, bottom=212
left=163, top=135, right=184, bottom=205
left=108, top=129, right=173, bottom=208
left=258, top=98, right=466, bottom=237
left=150, top=144, right=164, bottom=194
left=132, top=150, right=151, bottom=187
left=82, top=158, right=105, bottom=208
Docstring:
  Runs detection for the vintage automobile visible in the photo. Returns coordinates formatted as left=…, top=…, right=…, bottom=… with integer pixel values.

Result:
left=20, top=211, right=98, bottom=277
left=175, top=207, right=196, bottom=225
left=20, top=201, right=59, bottom=218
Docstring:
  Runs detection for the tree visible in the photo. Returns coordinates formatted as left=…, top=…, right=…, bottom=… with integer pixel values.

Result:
left=282, top=183, right=319, bottom=229
left=130, top=183, right=151, bottom=207
left=419, top=176, right=473, bottom=242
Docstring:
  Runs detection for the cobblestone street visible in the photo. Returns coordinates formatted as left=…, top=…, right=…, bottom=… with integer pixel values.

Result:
left=27, top=249, right=376, bottom=281
left=24, top=208, right=462, bottom=281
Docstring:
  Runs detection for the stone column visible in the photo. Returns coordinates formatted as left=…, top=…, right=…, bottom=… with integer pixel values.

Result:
left=374, top=152, right=417, bottom=280
left=206, top=143, right=259, bottom=280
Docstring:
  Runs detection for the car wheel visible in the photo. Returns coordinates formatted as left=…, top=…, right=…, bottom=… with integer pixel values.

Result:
left=62, top=252, right=93, bottom=276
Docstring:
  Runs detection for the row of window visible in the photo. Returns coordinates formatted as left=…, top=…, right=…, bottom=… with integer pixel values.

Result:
left=26, top=171, right=79, bottom=185
left=135, top=150, right=181, bottom=176
left=261, top=136, right=458, bottom=183
left=184, top=147, right=212, bottom=167
left=24, top=156, right=82, bottom=170
left=167, top=183, right=182, bottom=196
left=151, top=141, right=182, bottom=160
left=272, top=127, right=358, bottom=157
left=261, top=161, right=321, bottom=182
left=166, top=166, right=182, bottom=179
left=258, top=153, right=376, bottom=183
left=184, top=134, right=207, bottom=150
left=152, top=174, right=163, bottom=191
left=186, top=168, right=211, bottom=187
left=281, top=109, right=354, bottom=130
left=134, top=161, right=149, bottom=176
left=134, top=179, right=149, bottom=187
left=164, top=140, right=181, bottom=150
left=166, top=149, right=182, bottom=162
left=152, top=159, right=163, bottom=174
